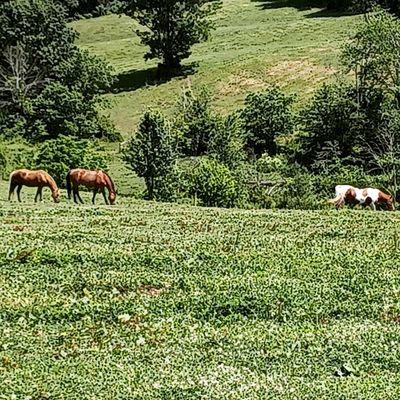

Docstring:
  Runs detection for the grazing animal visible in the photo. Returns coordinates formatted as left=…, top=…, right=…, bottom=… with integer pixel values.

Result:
left=8, top=169, right=60, bottom=203
left=328, top=185, right=395, bottom=211
left=66, top=169, right=117, bottom=205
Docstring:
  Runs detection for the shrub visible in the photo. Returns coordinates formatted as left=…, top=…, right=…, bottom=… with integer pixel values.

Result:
left=241, top=86, right=295, bottom=157
left=208, top=113, right=246, bottom=169
left=123, top=110, right=177, bottom=200
left=188, top=158, right=240, bottom=208
left=298, top=81, right=359, bottom=168
left=176, top=86, right=219, bottom=156
left=298, top=81, right=387, bottom=170
left=34, top=135, right=108, bottom=187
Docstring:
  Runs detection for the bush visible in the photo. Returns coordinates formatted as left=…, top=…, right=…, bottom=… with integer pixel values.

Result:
left=245, top=153, right=386, bottom=210
left=241, top=86, right=295, bottom=157
left=34, top=136, right=108, bottom=187
left=176, top=86, right=220, bottom=156
left=298, top=81, right=359, bottom=168
left=208, top=113, right=246, bottom=169
left=188, top=158, right=241, bottom=208
left=298, top=81, right=387, bottom=170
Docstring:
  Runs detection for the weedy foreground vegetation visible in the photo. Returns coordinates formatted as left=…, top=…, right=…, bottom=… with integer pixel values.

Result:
left=1, top=189, right=400, bottom=398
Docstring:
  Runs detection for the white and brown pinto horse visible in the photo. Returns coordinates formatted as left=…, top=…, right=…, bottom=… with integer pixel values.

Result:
left=329, top=185, right=395, bottom=211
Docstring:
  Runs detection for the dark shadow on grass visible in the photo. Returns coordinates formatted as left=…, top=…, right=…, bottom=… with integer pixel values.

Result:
left=251, top=0, right=327, bottom=11
left=111, top=63, right=197, bottom=94
left=251, top=0, right=357, bottom=17
left=305, top=8, right=357, bottom=18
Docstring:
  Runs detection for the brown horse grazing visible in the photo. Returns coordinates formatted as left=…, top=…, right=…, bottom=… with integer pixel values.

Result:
left=9, top=169, right=61, bottom=203
left=66, top=169, right=117, bottom=205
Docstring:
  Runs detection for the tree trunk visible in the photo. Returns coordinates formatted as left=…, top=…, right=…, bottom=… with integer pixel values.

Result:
left=159, top=53, right=181, bottom=75
left=146, top=176, right=154, bottom=200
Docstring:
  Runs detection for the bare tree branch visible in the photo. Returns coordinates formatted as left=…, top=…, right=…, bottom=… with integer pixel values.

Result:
left=0, top=44, right=46, bottom=111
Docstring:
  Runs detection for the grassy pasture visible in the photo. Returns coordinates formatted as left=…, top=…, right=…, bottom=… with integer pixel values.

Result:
left=1, top=186, right=400, bottom=398
left=71, top=0, right=360, bottom=136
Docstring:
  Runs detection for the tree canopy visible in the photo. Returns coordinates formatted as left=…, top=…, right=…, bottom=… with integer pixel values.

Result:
left=0, top=0, right=118, bottom=142
left=127, top=0, right=221, bottom=71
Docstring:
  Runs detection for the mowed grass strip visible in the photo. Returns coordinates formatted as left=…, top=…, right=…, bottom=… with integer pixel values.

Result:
left=1, top=196, right=400, bottom=398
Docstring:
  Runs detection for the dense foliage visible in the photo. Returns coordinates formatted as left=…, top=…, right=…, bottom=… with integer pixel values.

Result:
left=298, top=81, right=359, bottom=169
left=123, top=111, right=177, bottom=200
left=127, top=0, right=221, bottom=71
left=34, top=135, right=108, bottom=186
left=327, top=0, right=400, bottom=15
left=176, top=86, right=220, bottom=156
left=0, top=0, right=118, bottom=142
left=187, top=158, right=241, bottom=207
left=241, top=87, right=295, bottom=157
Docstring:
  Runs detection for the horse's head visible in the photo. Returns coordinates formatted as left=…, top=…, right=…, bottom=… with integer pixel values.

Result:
left=109, top=191, right=117, bottom=205
left=52, top=188, right=61, bottom=203
left=387, top=195, right=395, bottom=211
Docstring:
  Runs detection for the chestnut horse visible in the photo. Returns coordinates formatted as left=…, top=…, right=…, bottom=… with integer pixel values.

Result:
left=328, top=185, right=395, bottom=211
left=9, top=169, right=60, bottom=203
left=66, top=169, right=117, bottom=205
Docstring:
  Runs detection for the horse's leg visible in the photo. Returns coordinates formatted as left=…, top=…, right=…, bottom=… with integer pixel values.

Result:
left=371, top=202, right=377, bottom=211
left=102, top=188, right=108, bottom=205
left=76, top=188, right=84, bottom=204
left=35, top=187, right=42, bottom=203
left=72, top=185, right=79, bottom=204
left=8, top=182, right=17, bottom=201
left=16, top=185, right=22, bottom=202
left=39, top=187, right=43, bottom=202
left=92, top=190, right=97, bottom=205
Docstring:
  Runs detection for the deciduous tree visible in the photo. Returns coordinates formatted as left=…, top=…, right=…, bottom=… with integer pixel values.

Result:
left=127, top=0, right=221, bottom=71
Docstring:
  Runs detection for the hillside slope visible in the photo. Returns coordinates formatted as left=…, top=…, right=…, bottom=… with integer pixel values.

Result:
left=72, top=0, right=359, bottom=136
left=1, top=191, right=400, bottom=398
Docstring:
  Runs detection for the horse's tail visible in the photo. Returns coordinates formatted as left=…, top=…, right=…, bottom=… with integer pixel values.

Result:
left=327, top=194, right=344, bottom=207
left=9, top=171, right=15, bottom=186
left=66, top=171, right=72, bottom=199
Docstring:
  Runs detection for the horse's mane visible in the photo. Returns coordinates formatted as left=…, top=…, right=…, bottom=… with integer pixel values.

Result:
left=103, top=170, right=116, bottom=192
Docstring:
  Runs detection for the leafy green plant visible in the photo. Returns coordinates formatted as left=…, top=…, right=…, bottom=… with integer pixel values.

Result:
left=188, top=158, right=240, bottom=207
left=175, top=86, right=219, bottom=157
left=123, top=110, right=177, bottom=200
left=208, top=113, right=245, bottom=169
left=298, top=81, right=359, bottom=168
left=241, top=86, right=296, bottom=157
left=30, top=82, right=118, bottom=141
left=0, top=0, right=117, bottom=142
left=34, top=135, right=108, bottom=186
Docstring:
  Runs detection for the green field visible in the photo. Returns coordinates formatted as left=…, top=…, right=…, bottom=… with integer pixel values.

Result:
left=4, top=3, right=397, bottom=398
left=1, top=184, right=400, bottom=398
left=71, top=0, right=359, bottom=136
